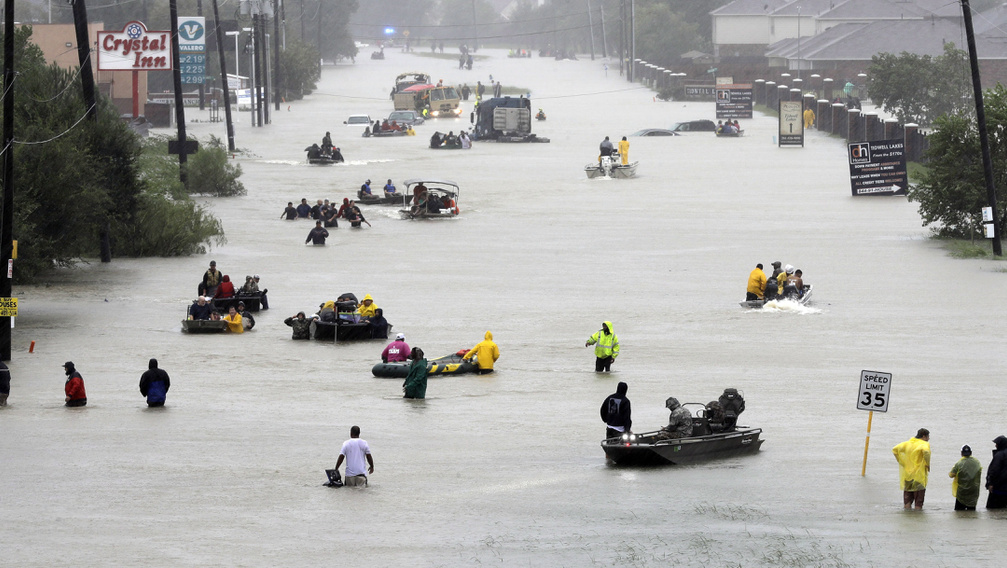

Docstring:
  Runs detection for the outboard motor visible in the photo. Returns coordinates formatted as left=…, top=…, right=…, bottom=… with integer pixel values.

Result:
left=600, top=155, right=613, bottom=177
left=764, top=278, right=778, bottom=301
left=718, top=388, right=746, bottom=431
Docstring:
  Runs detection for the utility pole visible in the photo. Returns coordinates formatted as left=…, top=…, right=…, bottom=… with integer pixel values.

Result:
left=254, top=13, right=264, bottom=127
left=1, top=0, right=15, bottom=359
left=962, top=0, right=1002, bottom=255
left=472, top=0, right=478, bottom=51
left=71, top=0, right=106, bottom=262
left=599, top=1, right=608, bottom=58
left=629, top=0, right=635, bottom=83
left=587, top=0, right=596, bottom=61
left=197, top=0, right=205, bottom=110
left=274, top=0, right=281, bottom=111
left=212, top=0, right=236, bottom=151
left=169, top=0, right=192, bottom=186
left=619, top=0, right=625, bottom=76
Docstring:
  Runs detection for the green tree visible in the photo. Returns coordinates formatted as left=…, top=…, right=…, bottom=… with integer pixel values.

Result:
left=276, top=40, right=321, bottom=100
left=867, top=43, right=971, bottom=127
left=910, top=84, right=1007, bottom=238
left=634, top=2, right=707, bottom=68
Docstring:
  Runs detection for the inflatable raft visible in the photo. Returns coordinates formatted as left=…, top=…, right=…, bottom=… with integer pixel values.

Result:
left=372, top=351, right=478, bottom=378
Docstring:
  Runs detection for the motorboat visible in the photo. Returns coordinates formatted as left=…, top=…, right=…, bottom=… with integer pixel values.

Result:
left=212, top=291, right=267, bottom=313
left=363, top=128, right=408, bottom=138
left=305, top=144, right=344, bottom=164
left=716, top=129, right=745, bottom=137
left=601, top=394, right=763, bottom=465
left=585, top=154, right=638, bottom=179
left=356, top=191, right=409, bottom=206
left=740, top=284, right=813, bottom=309
left=181, top=319, right=227, bottom=333
left=311, top=293, right=391, bottom=342
left=400, top=179, right=460, bottom=219
left=372, top=350, right=478, bottom=378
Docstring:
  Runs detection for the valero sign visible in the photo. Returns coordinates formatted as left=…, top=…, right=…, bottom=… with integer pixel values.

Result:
left=97, top=21, right=173, bottom=71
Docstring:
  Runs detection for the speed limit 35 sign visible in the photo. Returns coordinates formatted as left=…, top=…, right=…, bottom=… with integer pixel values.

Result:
left=857, top=370, right=891, bottom=412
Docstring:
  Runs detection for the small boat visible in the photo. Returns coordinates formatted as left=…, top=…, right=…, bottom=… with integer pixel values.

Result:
left=312, top=318, right=392, bottom=342
left=357, top=191, right=409, bottom=206
left=739, top=284, right=813, bottom=309
left=181, top=318, right=228, bottom=333
left=305, top=144, right=345, bottom=164
left=363, top=128, right=408, bottom=138
left=400, top=179, right=460, bottom=219
left=585, top=154, right=638, bottom=179
left=716, top=130, right=745, bottom=137
left=601, top=426, right=764, bottom=466
left=372, top=350, right=478, bottom=378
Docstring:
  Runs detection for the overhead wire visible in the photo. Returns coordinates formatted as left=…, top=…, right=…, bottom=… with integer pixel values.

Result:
left=12, top=103, right=97, bottom=146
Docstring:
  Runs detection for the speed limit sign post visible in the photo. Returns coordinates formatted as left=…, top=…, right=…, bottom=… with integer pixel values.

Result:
left=858, top=370, right=892, bottom=476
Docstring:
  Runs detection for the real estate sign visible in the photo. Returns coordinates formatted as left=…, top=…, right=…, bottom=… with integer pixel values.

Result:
left=715, top=84, right=753, bottom=119
left=847, top=139, right=908, bottom=196
left=779, top=101, right=804, bottom=147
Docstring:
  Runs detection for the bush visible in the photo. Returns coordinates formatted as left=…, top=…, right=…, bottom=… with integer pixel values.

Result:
left=186, top=136, right=245, bottom=197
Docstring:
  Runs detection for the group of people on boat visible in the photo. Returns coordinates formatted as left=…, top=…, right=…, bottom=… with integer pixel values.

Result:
left=196, top=261, right=268, bottom=306
left=408, top=182, right=458, bottom=216
left=716, top=120, right=741, bottom=135
left=598, top=136, right=630, bottom=165
left=746, top=261, right=805, bottom=301
left=378, top=331, right=499, bottom=399
left=369, top=120, right=415, bottom=136
left=306, top=132, right=344, bottom=161
left=285, top=293, right=388, bottom=340
left=359, top=179, right=400, bottom=199
left=283, top=198, right=369, bottom=229
left=602, top=384, right=747, bottom=441
left=187, top=296, right=256, bottom=333
left=430, top=130, right=472, bottom=149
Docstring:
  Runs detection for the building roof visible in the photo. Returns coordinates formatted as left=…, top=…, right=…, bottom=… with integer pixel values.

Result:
left=975, top=2, right=1007, bottom=36
left=905, top=0, right=965, bottom=19
left=817, top=0, right=928, bottom=21
left=772, top=0, right=837, bottom=17
left=711, top=0, right=792, bottom=16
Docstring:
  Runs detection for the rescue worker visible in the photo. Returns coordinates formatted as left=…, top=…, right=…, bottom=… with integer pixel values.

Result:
left=600, top=381, right=632, bottom=440
left=360, top=179, right=373, bottom=196
left=383, top=179, right=397, bottom=197
left=138, top=358, right=170, bottom=408
left=200, top=260, right=222, bottom=297
left=463, top=331, right=500, bottom=374
left=949, top=444, right=982, bottom=510
left=381, top=333, right=410, bottom=363
left=618, top=136, right=630, bottom=165
left=893, top=428, right=931, bottom=509
left=357, top=295, right=379, bottom=319
left=586, top=321, right=619, bottom=372
left=746, top=263, right=767, bottom=301
left=803, top=106, right=815, bottom=129
left=223, top=306, right=244, bottom=334
left=403, top=348, right=428, bottom=399
left=284, top=312, right=315, bottom=340
left=599, top=136, right=614, bottom=158
left=659, top=397, right=693, bottom=439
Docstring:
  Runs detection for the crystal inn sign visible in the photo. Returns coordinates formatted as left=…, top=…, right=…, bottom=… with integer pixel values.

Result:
left=97, top=21, right=173, bottom=71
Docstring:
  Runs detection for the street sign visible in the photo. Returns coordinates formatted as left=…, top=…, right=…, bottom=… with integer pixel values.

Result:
left=0, top=297, right=17, bottom=317
left=857, top=370, right=891, bottom=412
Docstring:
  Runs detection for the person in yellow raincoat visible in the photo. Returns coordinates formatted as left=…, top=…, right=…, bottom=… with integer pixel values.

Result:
left=463, top=331, right=500, bottom=374
left=357, top=294, right=379, bottom=319
left=803, top=106, right=815, bottom=128
left=893, top=428, right=930, bottom=509
left=586, top=321, right=619, bottom=372
left=223, top=306, right=244, bottom=334
left=746, top=263, right=767, bottom=301
left=618, top=136, right=630, bottom=165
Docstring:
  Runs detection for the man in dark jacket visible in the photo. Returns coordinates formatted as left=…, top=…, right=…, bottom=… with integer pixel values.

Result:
left=139, top=358, right=171, bottom=407
left=285, top=312, right=315, bottom=340
left=600, top=382, right=632, bottom=440
left=986, top=435, right=1007, bottom=509
left=306, top=221, right=329, bottom=245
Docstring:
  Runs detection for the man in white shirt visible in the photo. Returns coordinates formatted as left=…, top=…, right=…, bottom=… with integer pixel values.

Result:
left=335, top=425, right=374, bottom=487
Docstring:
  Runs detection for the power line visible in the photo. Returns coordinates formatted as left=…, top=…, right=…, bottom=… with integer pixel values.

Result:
left=11, top=103, right=97, bottom=146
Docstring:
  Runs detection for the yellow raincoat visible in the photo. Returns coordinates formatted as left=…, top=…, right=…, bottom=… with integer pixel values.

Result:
left=357, top=294, right=379, bottom=318
left=618, top=138, right=629, bottom=165
left=223, top=312, right=244, bottom=334
left=464, top=331, right=500, bottom=370
left=587, top=321, right=620, bottom=359
left=892, top=437, right=930, bottom=491
left=746, top=267, right=767, bottom=298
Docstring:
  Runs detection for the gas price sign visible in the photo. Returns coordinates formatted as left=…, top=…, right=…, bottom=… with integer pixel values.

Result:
left=857, top=370, right=891, bottom=412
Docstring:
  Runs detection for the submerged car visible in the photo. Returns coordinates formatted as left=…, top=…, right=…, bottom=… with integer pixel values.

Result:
left=387, top=110, right=424, bottom=126
left=630, top=128, right=679, bottom=137
left=344, top=114, right=372, bottom=126
left=669, top=120, right=716, bottom=133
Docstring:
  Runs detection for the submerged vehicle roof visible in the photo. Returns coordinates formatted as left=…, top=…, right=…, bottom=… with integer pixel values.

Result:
left=404, top=178, right=460, bottom=190
left=396, top=72, right=429, bottom=82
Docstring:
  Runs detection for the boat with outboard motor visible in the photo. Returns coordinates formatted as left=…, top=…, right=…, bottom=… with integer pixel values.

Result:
left=181, top=318, right=227, bottom=333
left=716, top=130, right=745, bottom=137
left=740, top=284, right=813, bottom=309
left=602, top=390, right=763, bottom=465
left=305, top=144, right=344, bottom=164
left=585, top=154, right=638, bottom=179
left=363, top=128, right=408, bottom=138
left=311, top=293, right=392, bottom=342
left=372, top=350, right=478, bottom=378
left=400, top=179, right=460, bottom=219
left=356, top=191, right=409, bottom=206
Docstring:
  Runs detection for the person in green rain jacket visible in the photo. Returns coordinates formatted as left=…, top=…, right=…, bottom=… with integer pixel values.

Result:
left=586, top=321, right=619, bottom=372
left=403, top=348, right=428, bottom=399
left=949, top=444, right=982, bottom=510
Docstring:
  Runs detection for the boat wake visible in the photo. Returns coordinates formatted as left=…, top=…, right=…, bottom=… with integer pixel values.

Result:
left=755, top=299, right=821, bottom=315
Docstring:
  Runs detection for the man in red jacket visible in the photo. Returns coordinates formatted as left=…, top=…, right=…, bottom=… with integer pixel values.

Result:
left=63, top=361, right=87, bottom=407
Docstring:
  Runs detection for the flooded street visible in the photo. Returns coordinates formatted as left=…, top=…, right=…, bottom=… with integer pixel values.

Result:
left=3, top=50, right=1007, bottom=566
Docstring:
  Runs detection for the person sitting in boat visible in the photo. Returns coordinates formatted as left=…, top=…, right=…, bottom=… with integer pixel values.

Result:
left=252, top=275, right=269, bottom=310
left=790, top=269, right=804, bottom=298
left=360, top=180, right=373, bottom=196
left=381, top=333, right=410, bottom=363
left=357, top=294, right=379, bottom=319
left=372, top=121, right=381, bottom=135
left=369, top=308, right=390, bottom=339
left=236, top=301, right=255, bottom=330
left=781, top=266, right=798, bottom=299
left=746, top=263, right=767, bottom=301
left=306, top=144, right=322, bottom=160
left=722, top=121, right=737, bottom=135
left=332, top=147, right=344, bottom=162
left=239, top=275, right=256, bottom=295
left=733, top=120, right=741, bottom=131
left=296, top=198, right=312, bottom=218
left=284, top=312, right=315, bottom=340
left=535, top=108, right=546, bottom=120
left=599, top=136, right=614, bottom=158
left=384, top=179, right=397, bottom=197
left=214, top=275, right=236, bottom=300
left=659, top=397, right=694, bottom=439
left=223, top=306, right=244, bottom=334
left=719, top=388, right=746, bottom=431
left=389, top=120, right=401, bottom=131
left=189, top=296, right=213, bottom=320
left=705, top=400, right=727, bottom=433
left=317, top=300, right=337, bottom=322
left=210, top=310, right=222, bottom=321
left=426, top=195, right=441, bottom=214
left=430, top=132, right=443, bottom=148
left=444, top=131, right=458, bottom=147
left=322, top=131, right=333, bottom=153
left=716, top=120, right=723, bottom=133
